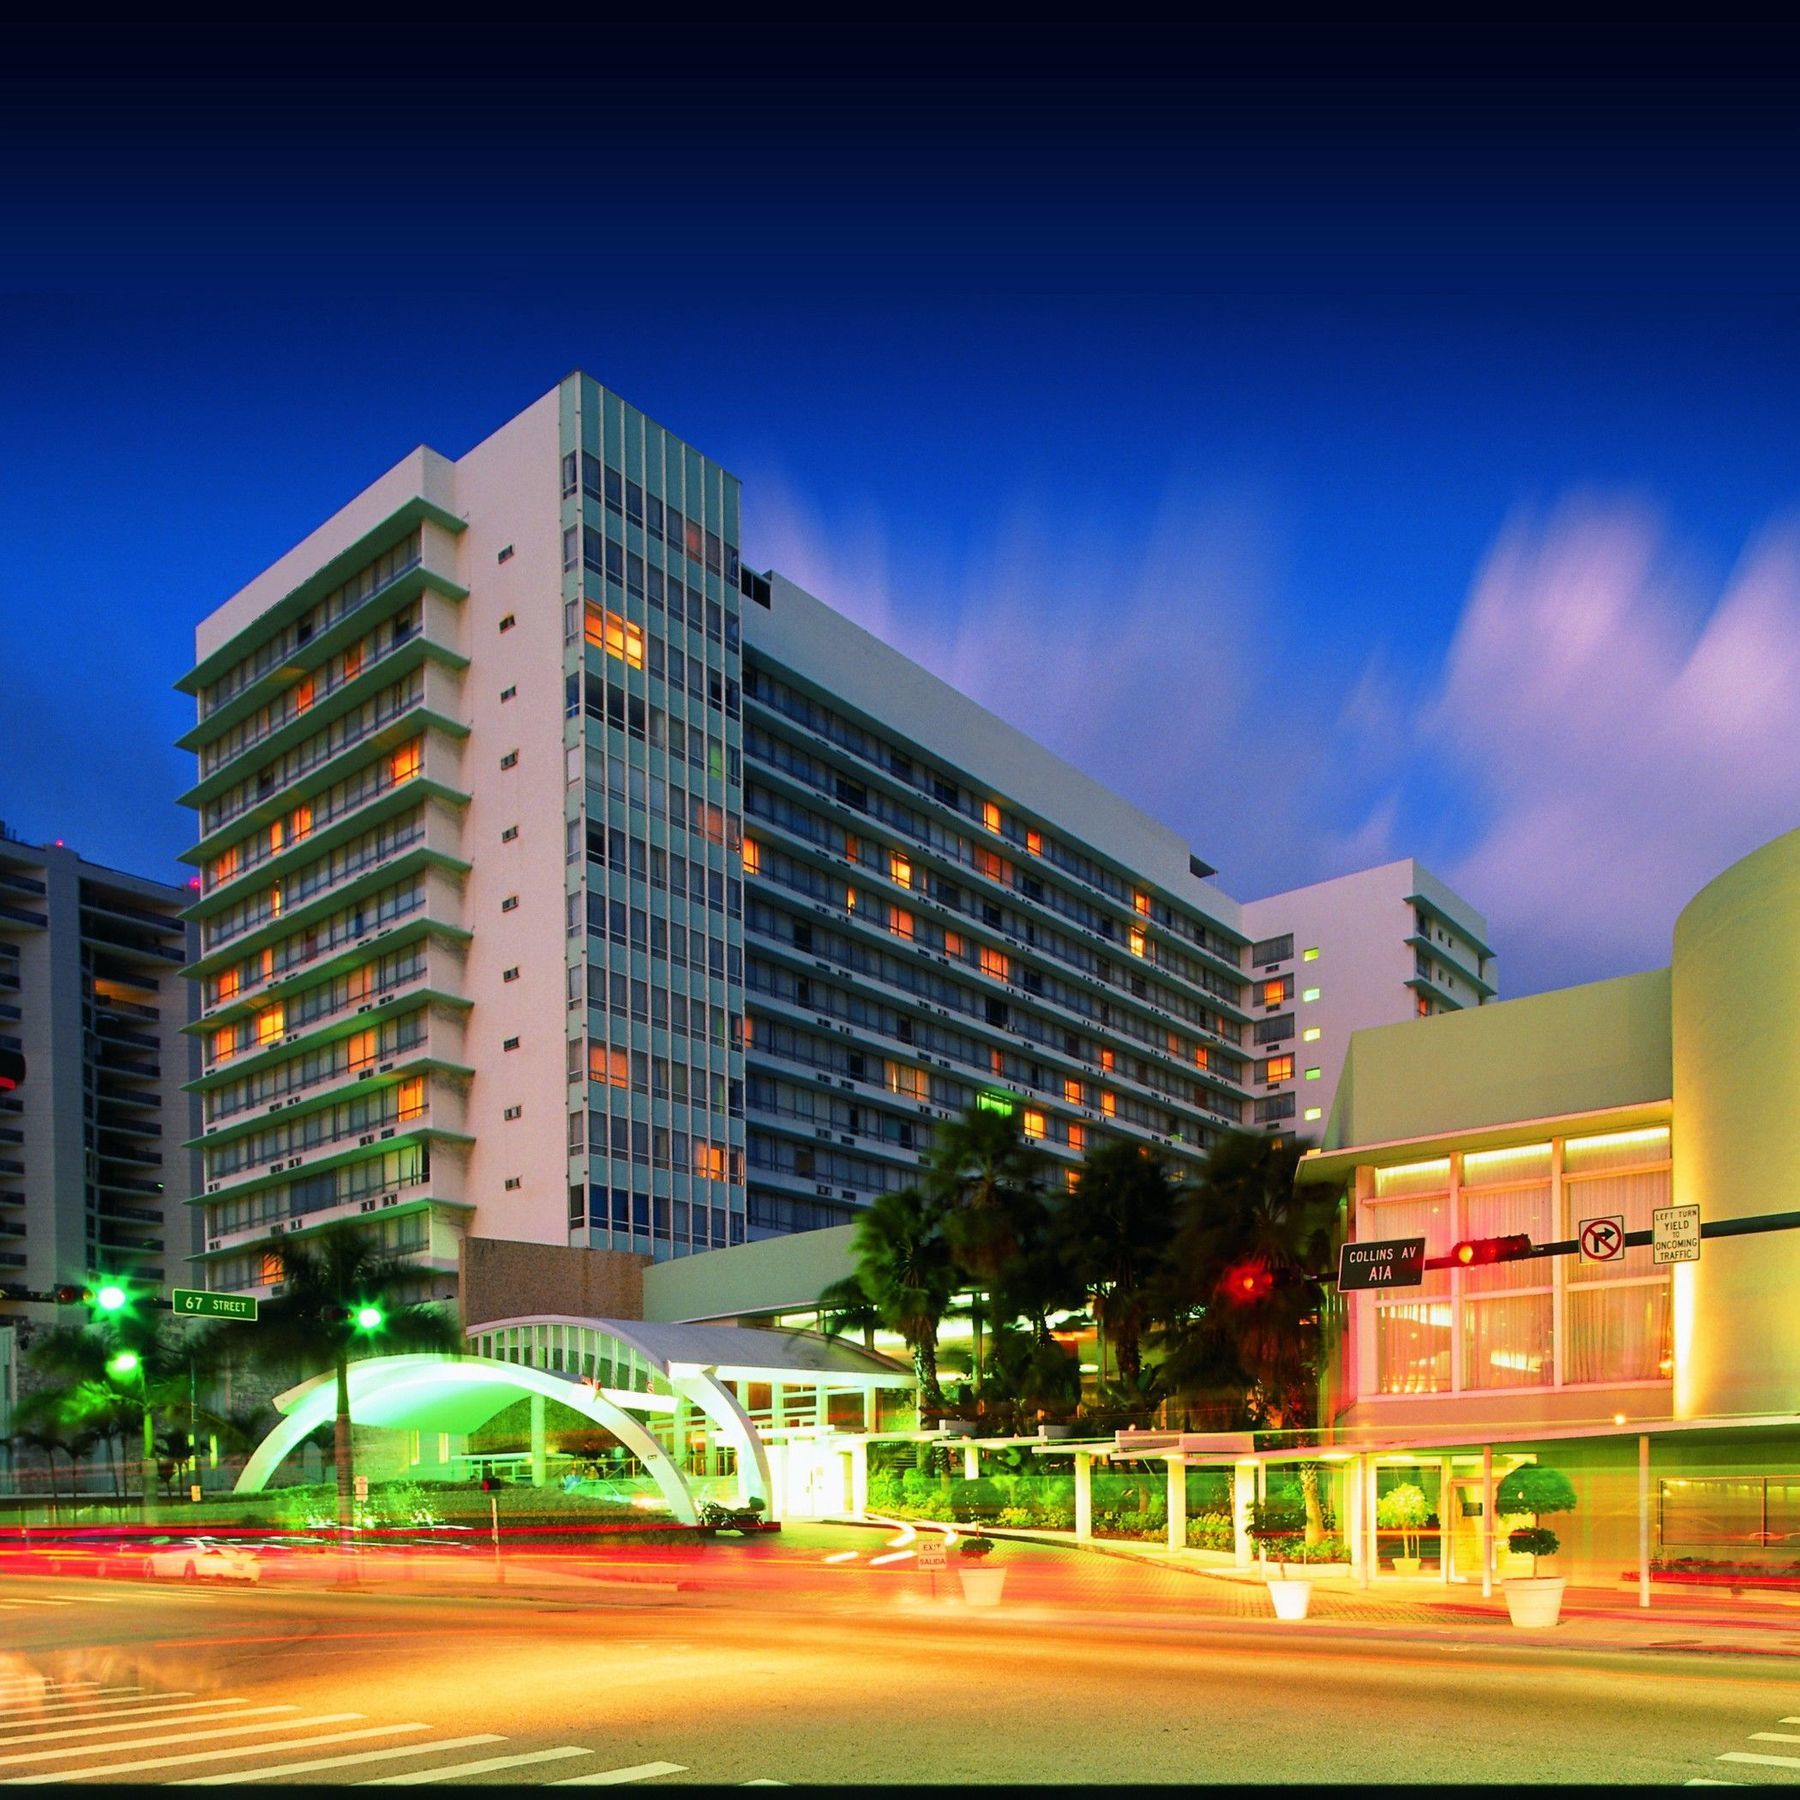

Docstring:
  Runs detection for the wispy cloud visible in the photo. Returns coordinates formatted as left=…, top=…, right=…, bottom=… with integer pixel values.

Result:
left=748, top=478, right=1800, bottom=996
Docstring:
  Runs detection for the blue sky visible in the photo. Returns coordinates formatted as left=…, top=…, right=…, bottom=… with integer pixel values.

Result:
left=3, top=28, right=1798, bottom=994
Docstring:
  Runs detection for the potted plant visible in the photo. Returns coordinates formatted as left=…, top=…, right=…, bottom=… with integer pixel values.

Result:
left=1377, top=1482, right=1430, bottom=1577
left=1496, top=1464, right=1577, bottom=1628
left=1248, top=1498, right=1315, bottom=1621
left=956, top=1532, right=1006, bottom=1606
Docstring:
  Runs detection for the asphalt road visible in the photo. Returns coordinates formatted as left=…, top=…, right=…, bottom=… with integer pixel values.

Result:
left=0, top=1525, right=1796, bottom=1786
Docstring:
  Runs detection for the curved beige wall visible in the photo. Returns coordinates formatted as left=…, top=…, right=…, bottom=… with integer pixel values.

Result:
left=1672, top=827, right=1800, bottom=1419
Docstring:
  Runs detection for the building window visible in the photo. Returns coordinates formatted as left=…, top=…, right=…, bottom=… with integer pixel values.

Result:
left=1261, top=1055, right=1294, bottom=1083
left=396, top=1076, right=425, bottom=1121
left=497, top=545, right=514, bottom=564
left=1302, top=986, right=1320, bottom=1003
left=1128, top=927, right=1146, bottom=959
left=982, top=800, right=1002, bottom=833
left=886, top=1061, right=927, bottom=1101
left=499, top=614, right=516, bottom=633
left=500, top=685, right=516, bottom=702
left=1304, top=1066, right=1321, bottom=1081
left=979, top=946, right=1008, bottom=981
left=889, top=906, right=914, bottom=941
left=742, top=838, right=761, bottom=875
left=889, top=850, right=913, bottom=888
left=503, top=966, right=519, bottom=982
left=500, top=750, right=519, bottom=770
left=1063, top=1077, right=1083, bottom=1105
left=1261, top=977, right=1293, bottom=1008
left=1022, top=1109, right=1046, bottom=1140
left=501, top=825, right=519, bottom=843
left=504, top=1176, right=522, bottom=1190
left=1303, top=1026, right=1321, bottom=1043
left=1100, top=1092, right=1116, bottom=1119
left=1251, top=934, right=1293, bottom=965
left=1303, top=1106, right=1322, bottom=1122
left=1069, top=1123, right=1086, bottom=1153
left=255, top=1005, right=284, bottom=1046
left=1303, top=946, right=1319, bottom=961
left=503, top=1105, right=522, bottom=1121
left=502, top=1036, right=520, bottom=1052
left=584, top=602, right=644, bottom=669
left=501, top=895, right=519, bottom=912
left=1026, top=829, right=1042, bottom=856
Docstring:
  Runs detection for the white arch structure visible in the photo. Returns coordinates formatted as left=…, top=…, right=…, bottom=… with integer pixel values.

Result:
left=233, top=1352, right=700, bottom=1524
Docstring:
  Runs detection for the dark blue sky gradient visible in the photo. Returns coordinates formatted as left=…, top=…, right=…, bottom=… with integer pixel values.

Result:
left=4, top=25, right=1799, bottom=986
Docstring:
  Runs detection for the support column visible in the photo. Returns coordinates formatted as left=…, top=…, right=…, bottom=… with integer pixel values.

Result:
left=863, top=1389, right=878, bottom=1433
left=1074, top=1452, right=1093, bottom=1542
left=1439, top=1457, right=1454, bottom=1583
left=529, top=1394, right=547, bottom=1489
left=1638, top=1434, right=1651, bottom=1610
left=962, top=1444, right=979, bottom=1481
left=770, top=1383, right=786, bottom=1435
left=1232, top=1460, right=1255, bottom=1568
left=1166, top=1455, right=1187, bottom=1553
left=1349, top=1456, right=1367, bottom=1588
left=1364, top=1456, right=1380, bottom=1584
left=850, top=1439, right=869, bottom=1520
left=1480, top=1444, right=1495, bottom=1600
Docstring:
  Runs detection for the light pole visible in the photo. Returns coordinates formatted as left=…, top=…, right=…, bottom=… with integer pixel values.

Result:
left=106, top=1348, right=154, bottom=1525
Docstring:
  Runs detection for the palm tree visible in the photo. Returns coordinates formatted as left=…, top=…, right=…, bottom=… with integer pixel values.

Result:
left=815, top=1275, right=881, bottom=1350
left=1158, top=1131, right=1338, bottom=1537
left=213, top=1227, right=459, bottom=1553
left=923, top=1105, right=1048, bottom=1391
left=1056, top=1138, right=1178, bottom=1392
left=843, top=1185, right=955, bottom=1415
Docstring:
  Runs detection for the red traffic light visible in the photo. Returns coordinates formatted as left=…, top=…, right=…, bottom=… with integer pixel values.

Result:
left=52, top=1284, right=84, bottom=1305
left=1222, top=1262, right=1276, bottom=1302
left=1452, top=1234, right=1533, bottom=1267
left=0, top=1048, right=23, bottom=1092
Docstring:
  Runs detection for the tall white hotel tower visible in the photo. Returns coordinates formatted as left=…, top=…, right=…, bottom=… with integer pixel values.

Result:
left=178, top=375, right=1493, bottom=1300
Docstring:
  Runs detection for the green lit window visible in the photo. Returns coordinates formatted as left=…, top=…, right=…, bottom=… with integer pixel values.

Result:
left=1305, top=1067, right=1321, bottom=1081
left=1302, top=987, right=1320, bottom=1003
left=1303, top=946, right=1319, bottom=961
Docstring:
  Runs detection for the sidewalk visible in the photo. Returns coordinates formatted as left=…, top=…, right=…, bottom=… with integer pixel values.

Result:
left=961, top=1524, right=1800, bottom=1657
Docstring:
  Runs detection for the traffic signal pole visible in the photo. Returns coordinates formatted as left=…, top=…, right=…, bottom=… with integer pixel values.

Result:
left=1417, top=1206, right=1800, bottom=1273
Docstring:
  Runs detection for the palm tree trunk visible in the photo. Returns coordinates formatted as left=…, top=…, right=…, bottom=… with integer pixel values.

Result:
left=334, top=1356, right=356, bottom=1566
left=970, top=1298, right=984, bottom=1397
left=912, top=1335, right=943, bottom=1415
left=140, top=1406, right=155, bottom=1525
left=1300, top=1462, right=1325, bottom=1546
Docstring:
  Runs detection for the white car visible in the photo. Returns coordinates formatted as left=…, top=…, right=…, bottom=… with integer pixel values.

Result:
left=138, top=1537, right=262, bottom=1584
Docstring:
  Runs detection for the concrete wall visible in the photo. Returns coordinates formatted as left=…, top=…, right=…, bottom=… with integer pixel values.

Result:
left=642, top=1222, right=858, bottom=1322
left=1326, top=967, right=1672, bottom=1152
left=1672, top=827, right=1800, bottom=1420
left=459, top=1235, right=648, bottom=1329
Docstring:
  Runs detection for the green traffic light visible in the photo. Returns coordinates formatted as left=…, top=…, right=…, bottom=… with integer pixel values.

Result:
left=107, top=1349, right=141, bottom=1378
left=354, top=1305, right=384, bottom=1331
left=93, top=1283, right=128, bottom=1313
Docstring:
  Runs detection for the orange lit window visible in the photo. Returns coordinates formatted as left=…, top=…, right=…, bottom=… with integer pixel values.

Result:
left=886, top=1061, right=927, bottom=1101
left=259, top=947, right=274, bottom=979
left=1262, top=978, right=1287, bottom=1008
left=1026, top=829, right=1042, bottom=856
left=589, top=1045, right=629, bottom=1087
left=268, top=883, right=282, bottom=918
left=844, top=832, right=860, bottom=861
left=1133, top=890, right=1151, bottom=917
left=845, top=886, right=857, bottom=913
left=346, top=963, right=374, bottom=1002
left=389, top=741, right=423, bottom=784
left=212, top=1025, right=236, bottom=1062
left=889, top=850, right=912, bottom=888
left=990, top=1048, right=1006, bottom=1076
left=1128, top=927, right=1146, bottom=958
left=1264, top=1055, right=1294, bottom=1083
left=216, top=967, right=240, bottom=1002
left=346, top=1029, right=376, bottom=1070
left=742, top=838, right=761, bottom=875
left=255, top=1005, right=283, bottom=1047
left=1166, top=1031, right=1181, bottom=1056
left=290, top=802, right=313, bottom=841
left=976, top=847, right=1003, bottom=882
left=1022, top=1109, right=1046, bottom=1141
left=1194, top=1045, right=1210, bottom=1070
left=695, top=1143, right=726, bottom=1180
left=1101, top=1048, right=1115, bottom=1073
left=584, top=603, right=644, bottom=668
left=395, top=1076, right=426, bottom=1121
left=268, top=820, right=285, bottom=854
left=1101, top=1091, right=1117, bottom=1119
left=979, top=946, right=1008, bottom=980
left=342, top=642, right=364, bottom=682
left=258, top=1252, right=284, bottom=1286
left=293, top=676, right=315, bottom=714
left=982, top=800, right=1002, bottom=833
left=1069, top=1123, right=1087, bottom=1154
left=1063, top=1076, right=1083, bottom=1105
left=212, top=846, right=240, bottom=884
left=944, top=931, right=965, bottom=958
left=889, top=906, right=915, bottom=941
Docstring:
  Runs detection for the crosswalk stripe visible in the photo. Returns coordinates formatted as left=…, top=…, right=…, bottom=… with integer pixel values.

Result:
left=1719, top=1753, right=1800, bottom=1769
left=1750, top=1733, right=1800, bottom=1743
left=547, top=1764, right=687, bottom=1786
left=0, top=1700, right=244, bottom=1737
left=0, top=1709, right=349, bottom=1768
left=0, top=1603, right=75, bottom=1611
left=0, top=1703, right=281, bottom=1750
left=170, top=1733, right=507, bottom=1783
left=0, top=1691, right=154, bottom=1717
left=3, top=1722, right=431, bottom=1784
left=362, top=1747, right=594, bottom=1784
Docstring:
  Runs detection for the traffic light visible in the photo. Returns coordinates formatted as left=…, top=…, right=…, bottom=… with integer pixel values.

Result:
left=0, top=1047, right=24, bottom=1092
left=1452, top=1234, right=1533, bottom=1267
left=92, top=1282, right=129, bottom=1315
left=354, top=1305, right=384, bottom=1332
left=320, top=1303, right=386, bottom=1331
left=1221, top=1262, right=1276, bottom=1303
left=51, top=1284, right=84, bottom=1306
left=106, top=1348, right=142, bottom=1379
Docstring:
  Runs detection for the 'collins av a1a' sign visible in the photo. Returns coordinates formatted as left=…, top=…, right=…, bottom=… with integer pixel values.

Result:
left=1337, top=1237, right=1427, bottom=1291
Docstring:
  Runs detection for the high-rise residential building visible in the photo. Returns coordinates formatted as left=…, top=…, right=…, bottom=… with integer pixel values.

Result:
left=178, top=373, right=1493, bottom=1298
left=1237, top=862, right=1495, bottom=1138
left=0, top=827, right=199, bottom=1321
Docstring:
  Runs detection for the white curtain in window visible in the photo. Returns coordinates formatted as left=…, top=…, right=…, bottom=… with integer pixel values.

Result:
left=1564, top=1283, right=1672, bottom=1384
left=1462, top=1293, right=1552, bottom=1388
left=1364, top=1195, right=1452, bottom=1296
left=1375, top=1302, right=1452, bottom=1394
left=1563, top=1168, right=1671, bottom=1280
left=1461, top=1182, right=1553, bottom=1292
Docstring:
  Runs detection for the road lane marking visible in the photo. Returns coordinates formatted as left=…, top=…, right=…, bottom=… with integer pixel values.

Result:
left=0, top=1603, right=76, bottom=1610
left=0, top=1700, right=247, bottom=1735
left=3, top=1723, right=432, bottom=1783
left=0, top=1710, right=351, bottom=1768
left=0, top=1692, right=155, bottom=1717
left=1718, top=1753, right=1800, bottom=1769
left=0, top=1704, right=288, bottom=1749
left=169, top=1733, right=507, bottom=1782
left=547, top=1763, right=688, bottom=1785
left=362, top=1747, right=594, bottom=1783
left=1749, top=1732, right=1800, bottom=1743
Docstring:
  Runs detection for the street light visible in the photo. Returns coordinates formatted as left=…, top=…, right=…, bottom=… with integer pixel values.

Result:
left=354, top=1305, right=384, bottom=1332
left=105, top=1344, right=154, bottom=1523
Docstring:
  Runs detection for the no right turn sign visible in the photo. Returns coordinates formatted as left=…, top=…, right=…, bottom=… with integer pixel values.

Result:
left=1578, top=1215, right=1626, bottom=1264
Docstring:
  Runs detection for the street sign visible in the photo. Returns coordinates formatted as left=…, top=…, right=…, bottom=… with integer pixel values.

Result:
left=1653, top=1204, right=1701, bottom=1265
left=1337, top=1237, right=1426, bottom=1291
left=915, top=1541, right=948, bottom=1571
left=1577, top=1215, right=1626, bottom=1265
left=172, top=1288, right=259, bottom=1321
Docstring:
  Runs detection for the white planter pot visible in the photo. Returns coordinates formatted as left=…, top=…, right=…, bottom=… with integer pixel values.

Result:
left=1392, top=1556, right=1422, bottom=1576
left=958, top=1564, right=1007, bottom=1606
left=1267, top=1577, right=1313, bottom=1621
left=1503, top=1575, right=1567, bottom=1628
